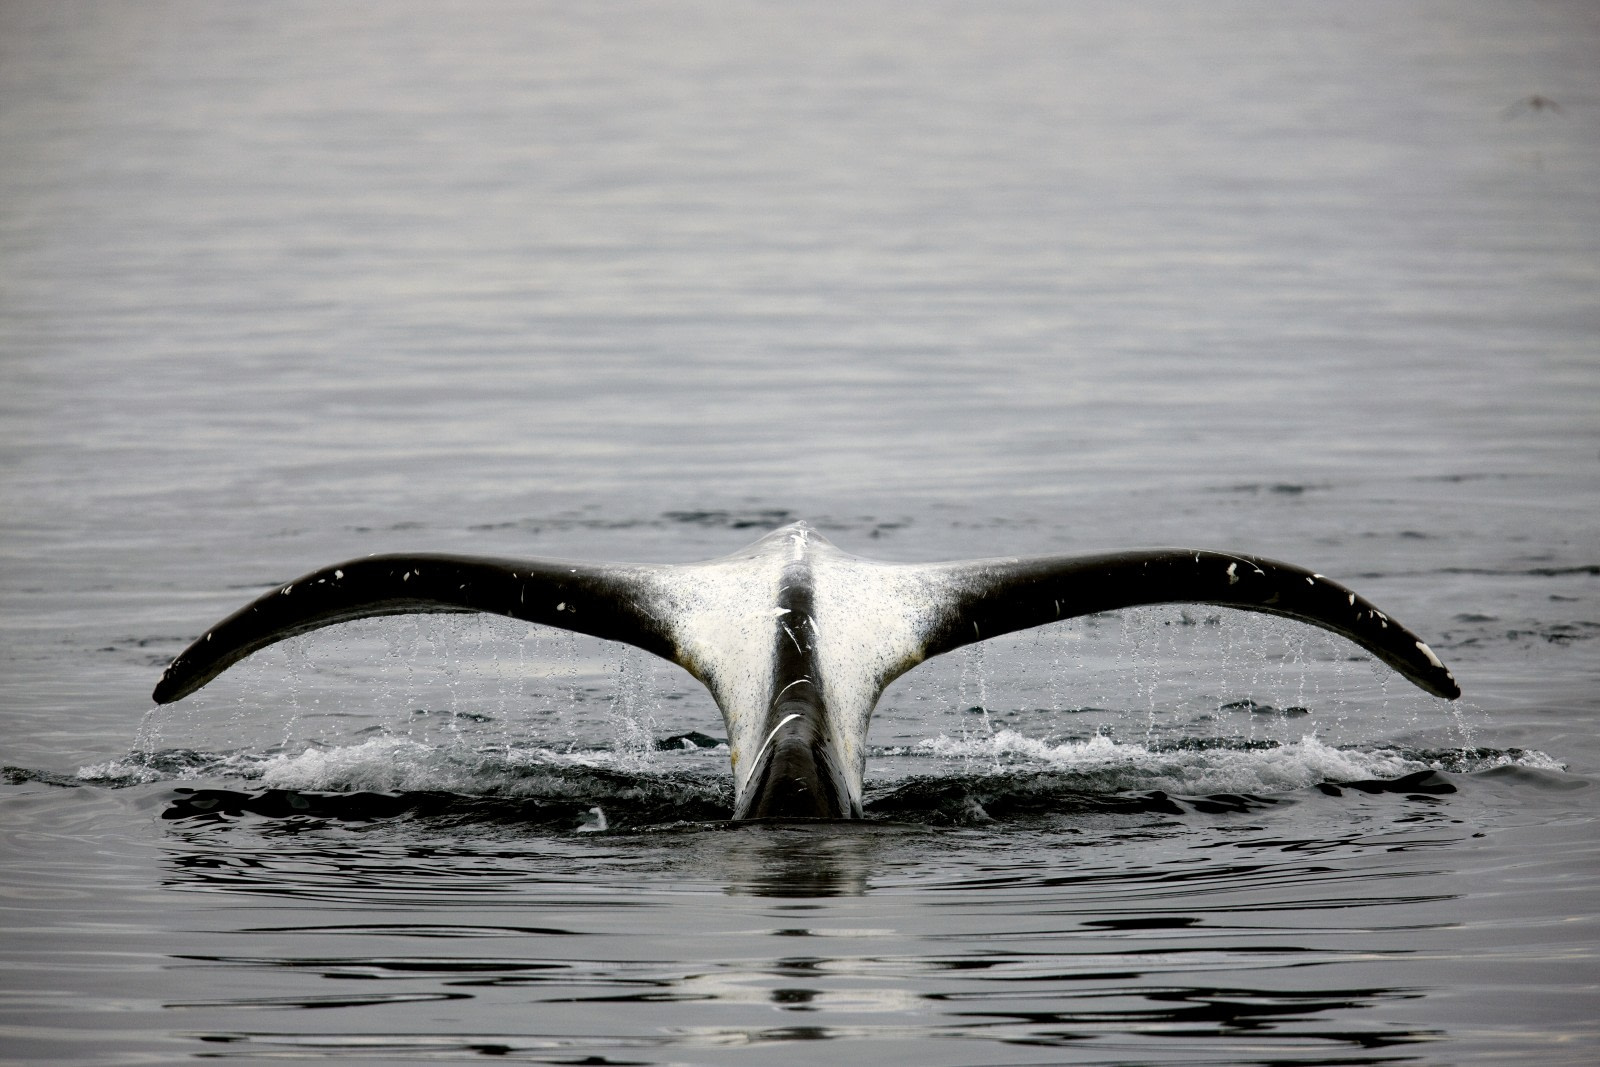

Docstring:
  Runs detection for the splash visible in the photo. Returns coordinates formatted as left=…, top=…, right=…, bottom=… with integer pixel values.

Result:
left=912, top=729, right=1561, bottom=796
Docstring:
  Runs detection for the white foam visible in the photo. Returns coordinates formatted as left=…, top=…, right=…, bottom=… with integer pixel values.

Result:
left=254, top=737, right=635, bottom=795
left=917, top=730, right=1455, bottom=795
left=77, top=758, right=162, bottom=784
left=259, top=737, right=440, bottom=792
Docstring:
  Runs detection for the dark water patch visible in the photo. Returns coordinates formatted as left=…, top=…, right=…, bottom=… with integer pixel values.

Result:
left=1211, top=482, right=1326, bottom=495
left=458, top=511, right=909, bottom=543
left=463, top=514, right=661, bottom=535
left=1462, top=623, right=1596, bottom=647
left=99, top=633, right=190, bottom=650
left=346, top=520, right=426, bottom=533
left=1434, top=615, right=1598, bottom=652
left=239, top=922, right=577, bottom=938
left=188, top=1034, right=660, bottom=1062
left=1218, top=698, right=1310, bottom=716
left=662, top=508, right=796, bottom=529
left=3, top=765, right=84, bottom=788
left=653, top=730, right=725, bottom=750
left=162, top=776, right=734, bottom=833
left=1316, top=770, right=1455, bottom=798
left=1514, top=621, right=1599, bottom=644
left=662, top=510, right=911, bottom=539
left=95, top=633, right=194, bottom=667
left=863, top=773, right=1288, bottom=825
left=1435, top=564, right=1600, bottom=577
left=1412, top=472, right=1523, bottom=483
left=166, top=989, right=472, bottom=1011
left=925, top=983, right=1441, bottom=1054
left=1083, top=915, right=1202, bottom=930
left=406, top=710, right=492, bottom=726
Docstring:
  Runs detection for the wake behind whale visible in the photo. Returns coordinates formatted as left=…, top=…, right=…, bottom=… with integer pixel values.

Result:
left=152, top=522, right=1460, bottom=820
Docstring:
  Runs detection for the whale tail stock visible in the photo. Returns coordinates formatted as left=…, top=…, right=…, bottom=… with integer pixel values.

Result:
left=151, top=523, right=1459, bottom=820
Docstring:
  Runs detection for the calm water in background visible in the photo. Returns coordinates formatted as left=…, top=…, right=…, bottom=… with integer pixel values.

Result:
left=2, top=2, right=1598, bottom=1063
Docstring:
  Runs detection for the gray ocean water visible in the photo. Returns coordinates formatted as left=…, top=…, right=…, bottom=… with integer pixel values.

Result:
left=3, top=2, right=1598, bottom=1064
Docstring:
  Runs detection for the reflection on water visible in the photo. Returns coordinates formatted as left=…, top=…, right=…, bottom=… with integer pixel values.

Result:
left=134, top=791, right=1472, bottom=1063
left=716, top=825, right=880, bottom=898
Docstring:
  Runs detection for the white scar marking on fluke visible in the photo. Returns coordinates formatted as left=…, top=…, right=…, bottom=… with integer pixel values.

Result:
left=741, top=712, right=803, bottom=793
left=775, top=677, right=812, bottom=701
left=1416, top=641, right=1445, bottom=669
left=1221, top=554, right=1267, bottom=578
left=782, top=624, right=804, bottom=656
left=1226, top=563, right=1238, bottom=584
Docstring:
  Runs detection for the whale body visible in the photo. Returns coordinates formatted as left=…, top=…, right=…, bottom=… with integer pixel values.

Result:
left=152, top=522, right=1460, bottom=819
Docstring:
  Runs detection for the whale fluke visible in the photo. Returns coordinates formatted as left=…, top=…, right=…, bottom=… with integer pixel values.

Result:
left=151, top=554, right=674, bottom=705
left=916, top=549, right=1458, bottom=699
left=153, top=522, right=1459, bottom=819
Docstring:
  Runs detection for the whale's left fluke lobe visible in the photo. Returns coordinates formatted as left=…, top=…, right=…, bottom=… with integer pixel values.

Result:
left=151, top=553, right=676, bottom=705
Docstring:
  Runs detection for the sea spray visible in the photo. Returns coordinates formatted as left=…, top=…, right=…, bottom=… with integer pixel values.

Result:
left=918, top=730, right=1447, bottom=797
left=606, top=645, right=660, bottom=767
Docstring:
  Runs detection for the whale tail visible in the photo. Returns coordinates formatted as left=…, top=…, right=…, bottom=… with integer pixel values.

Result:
left=152, top=526, right=1458, bottom=820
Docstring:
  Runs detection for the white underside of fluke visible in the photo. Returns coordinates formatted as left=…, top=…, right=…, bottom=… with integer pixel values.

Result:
left=639, top=525, right=964, bottom=812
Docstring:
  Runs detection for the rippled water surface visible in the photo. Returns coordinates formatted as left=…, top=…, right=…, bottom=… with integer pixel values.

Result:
left=3, top=2, right=1598, bottom=1063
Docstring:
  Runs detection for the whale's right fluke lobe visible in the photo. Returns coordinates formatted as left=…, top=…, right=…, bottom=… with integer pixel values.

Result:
left=918, top=549, right=1460, bottom=700
left=151, top=553, right=677, bottom=705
